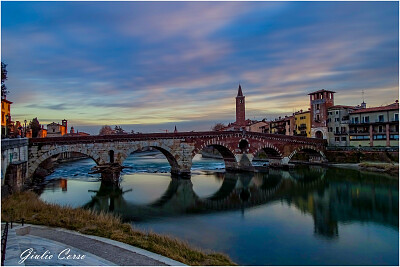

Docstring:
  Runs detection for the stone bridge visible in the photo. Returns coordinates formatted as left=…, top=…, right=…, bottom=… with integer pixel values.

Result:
left=28, top=130, right=327, bottom=179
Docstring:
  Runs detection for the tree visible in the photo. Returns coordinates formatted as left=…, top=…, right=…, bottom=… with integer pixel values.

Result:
left=99, top=125, right=114, bottom=135
left=212, top=123, right=226, bottom=131
left=30, top=118, right=41, bottom=138
left=1, top=62, right=9, bottom=99
left=114, top=125, right=127, bottom=134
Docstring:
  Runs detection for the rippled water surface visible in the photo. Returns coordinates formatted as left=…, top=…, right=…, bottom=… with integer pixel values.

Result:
left=39, top=153, right=399, bottom=265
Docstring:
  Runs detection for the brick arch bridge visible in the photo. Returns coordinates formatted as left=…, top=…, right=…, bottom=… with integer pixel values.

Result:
left=28, top=131, right=327, bottom=179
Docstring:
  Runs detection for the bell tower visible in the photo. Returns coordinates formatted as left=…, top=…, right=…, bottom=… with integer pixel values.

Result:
left=236, top=84, right=246, bottom=127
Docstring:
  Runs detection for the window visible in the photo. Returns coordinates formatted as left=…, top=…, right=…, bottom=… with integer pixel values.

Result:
left=335, top=118, right=339, bottom=122
left=335, top=111, right=339, bottom=115
left=354, top=117, right=359, bottom=123
left=316, top=114, right=320, bottom=121
left=341, top=127, right=346, bottom=133
left=396, top=125, right=399, bottom=132
left=53, top=129, right=55, bottom=132
left=316, top=104, right=320, bottom=110
left=378, top=115, right=384, bottom=122
left=363, top=116, right=369, bottom=123
left=328, top=112, right=332, bottom=116
left=336, top=127, right=339, bottom=133
left=378, top=125, right=383, bottom=133
left=394, top=113, right=399, bottom=122
left=329, top=127, right=333, bottom=132
left=390, top=134, right=399, bottom=140
left=335, top=137, right=340, bottom=141
left=341, top=137, right=347, bottom=141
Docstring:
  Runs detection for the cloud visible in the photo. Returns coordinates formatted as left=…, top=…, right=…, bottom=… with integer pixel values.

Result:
left=2, top=1, right=398, bottom=129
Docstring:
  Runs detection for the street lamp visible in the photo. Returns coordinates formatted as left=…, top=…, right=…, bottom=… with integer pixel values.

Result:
left=24, top=119, right=27, bottom=137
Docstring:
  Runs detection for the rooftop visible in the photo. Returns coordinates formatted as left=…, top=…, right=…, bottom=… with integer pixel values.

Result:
left=328, top=105, right=357, bottom=109
left=350, top=102, right=399, bottom=114
left=308, top=89, right=336, bottom=95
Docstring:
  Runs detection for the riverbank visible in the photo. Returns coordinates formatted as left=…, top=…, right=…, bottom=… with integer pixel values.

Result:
left=1, top=191, right=236, bottom=266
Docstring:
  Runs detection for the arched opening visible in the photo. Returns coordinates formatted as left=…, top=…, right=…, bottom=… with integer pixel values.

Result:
left=252, top=147, right=282, bottom=168
left=192, top=144, right=237, bottom=172
left=289, top=148, right=326, bottom=164
left=315, top=131, right=323, bottom=139
left=239, top=139, right=249, bottom=152
left=121, top=146, right=179, bottom=174
left=109, top=150, right=115, bottom=163
left=33, top=152, right=102, bottom=206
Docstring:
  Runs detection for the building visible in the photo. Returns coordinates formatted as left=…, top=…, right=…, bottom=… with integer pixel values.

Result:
left=65, top=126, right=90, bottom=137
left=294, top=110, right=311, bottom=137
left=248, top=120, right=269, bottom=133
left=220, top=85, right=268, bottom=133
left=47, top=119, right=68, bottom=137
left=309, top=89, right=335, bottom=139
left=348, top=101, right=399, bottom=147
left=270, top=115, right=294, bottom=135
left=327, top=105, right=356, bottom=146
left=235, top=84, right=246, bottom=128
left=1, top=97, right=12, bottom=137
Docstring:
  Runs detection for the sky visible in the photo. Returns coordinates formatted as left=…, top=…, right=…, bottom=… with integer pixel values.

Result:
left=1, top=1, right=399, bottom=134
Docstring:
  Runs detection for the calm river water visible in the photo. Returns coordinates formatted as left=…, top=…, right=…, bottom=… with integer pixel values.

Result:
left=38, top=153, right=399, bottom=265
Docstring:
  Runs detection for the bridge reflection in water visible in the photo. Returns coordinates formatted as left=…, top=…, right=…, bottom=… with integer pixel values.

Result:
left=69, top=166, right=399, bottom=239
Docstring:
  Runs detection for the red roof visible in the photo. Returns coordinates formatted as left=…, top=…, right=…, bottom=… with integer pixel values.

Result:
left=350, top=103, right=399, bottom=114
left=1, top=98, right=13, bottom=104
left=308, top=89, right=336, bottom=95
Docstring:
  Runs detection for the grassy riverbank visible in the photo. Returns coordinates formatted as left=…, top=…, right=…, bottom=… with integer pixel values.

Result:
left=358, top=162, right=399, bottom=177
left=1, top=191, right=236, bottom=266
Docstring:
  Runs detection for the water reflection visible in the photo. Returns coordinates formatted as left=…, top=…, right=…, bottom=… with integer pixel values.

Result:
left=44, top=166, right=396, bottom=240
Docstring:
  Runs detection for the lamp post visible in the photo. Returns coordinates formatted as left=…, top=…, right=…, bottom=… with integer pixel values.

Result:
left=5, top=115, right=9, bottom=138
left=24, top=119, right=27, bottom=137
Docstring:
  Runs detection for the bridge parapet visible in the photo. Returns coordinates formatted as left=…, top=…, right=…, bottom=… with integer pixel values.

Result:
left=1, top=138, right=29, bottom=195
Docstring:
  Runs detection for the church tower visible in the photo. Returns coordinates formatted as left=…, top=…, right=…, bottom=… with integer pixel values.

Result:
left=236, top=84, right=246, bottom=127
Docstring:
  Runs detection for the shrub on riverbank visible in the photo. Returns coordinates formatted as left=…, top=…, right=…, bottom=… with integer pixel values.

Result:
left=1, top=191, right=236, bottom=266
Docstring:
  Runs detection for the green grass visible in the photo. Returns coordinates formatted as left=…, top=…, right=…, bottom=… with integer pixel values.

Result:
left=2, top=191, right=236, bottom=266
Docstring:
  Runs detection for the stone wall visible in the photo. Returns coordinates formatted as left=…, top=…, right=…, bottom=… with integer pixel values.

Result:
left=325, top=149, right=399, bottom=163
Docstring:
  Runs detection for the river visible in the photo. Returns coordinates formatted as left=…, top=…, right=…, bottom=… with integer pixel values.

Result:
left=38, top=152, right=399, bottom=265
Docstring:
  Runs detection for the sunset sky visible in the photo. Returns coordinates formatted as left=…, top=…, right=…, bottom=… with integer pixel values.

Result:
left=2, top=1, right=398, bottom=134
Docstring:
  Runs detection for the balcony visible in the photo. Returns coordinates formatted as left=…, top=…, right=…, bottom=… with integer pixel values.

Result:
left=334, top=131, right=348, bottom=135
left=349, top=130, right=369, bottom=135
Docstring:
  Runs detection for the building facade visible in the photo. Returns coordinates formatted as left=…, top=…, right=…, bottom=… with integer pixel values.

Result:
left=348, top=101, right=399, bottom=147
left=1, top=97, right=12, bottom=137
left=327, top=105, right=355, bottom=146
left=294, top=110, right=310, bottom=137
left=309, top=89, right=335, bottom=139
left=270, top=116, right=294, bottom=135
left=47, top=119, right=68, bottom=137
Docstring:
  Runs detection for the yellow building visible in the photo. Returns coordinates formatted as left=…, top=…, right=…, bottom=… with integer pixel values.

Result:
left=1, top=97, right=12, bottom=136
left=294, top=110, right=311, bottom=137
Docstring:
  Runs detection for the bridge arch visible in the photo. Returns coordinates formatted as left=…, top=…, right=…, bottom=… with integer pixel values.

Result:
left=192, top=139, right=238, bottom=171
left=287, top=145, right=327, bottom=163
left=118, top=143, right=180, bottom=172
left=28, top=145, right=103, bottom=179
left=251, top=143, right=283, bottom=159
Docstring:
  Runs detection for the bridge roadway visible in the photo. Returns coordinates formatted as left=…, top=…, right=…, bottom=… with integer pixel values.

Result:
left=27, top=130, right=327, bottom=179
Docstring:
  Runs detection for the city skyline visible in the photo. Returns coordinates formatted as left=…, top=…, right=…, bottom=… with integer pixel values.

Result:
left=2, top=1, right=398, bottom=134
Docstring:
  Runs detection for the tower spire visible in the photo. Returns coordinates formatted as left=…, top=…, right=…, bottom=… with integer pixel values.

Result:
left=237, top=84, right=243, bottom=97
